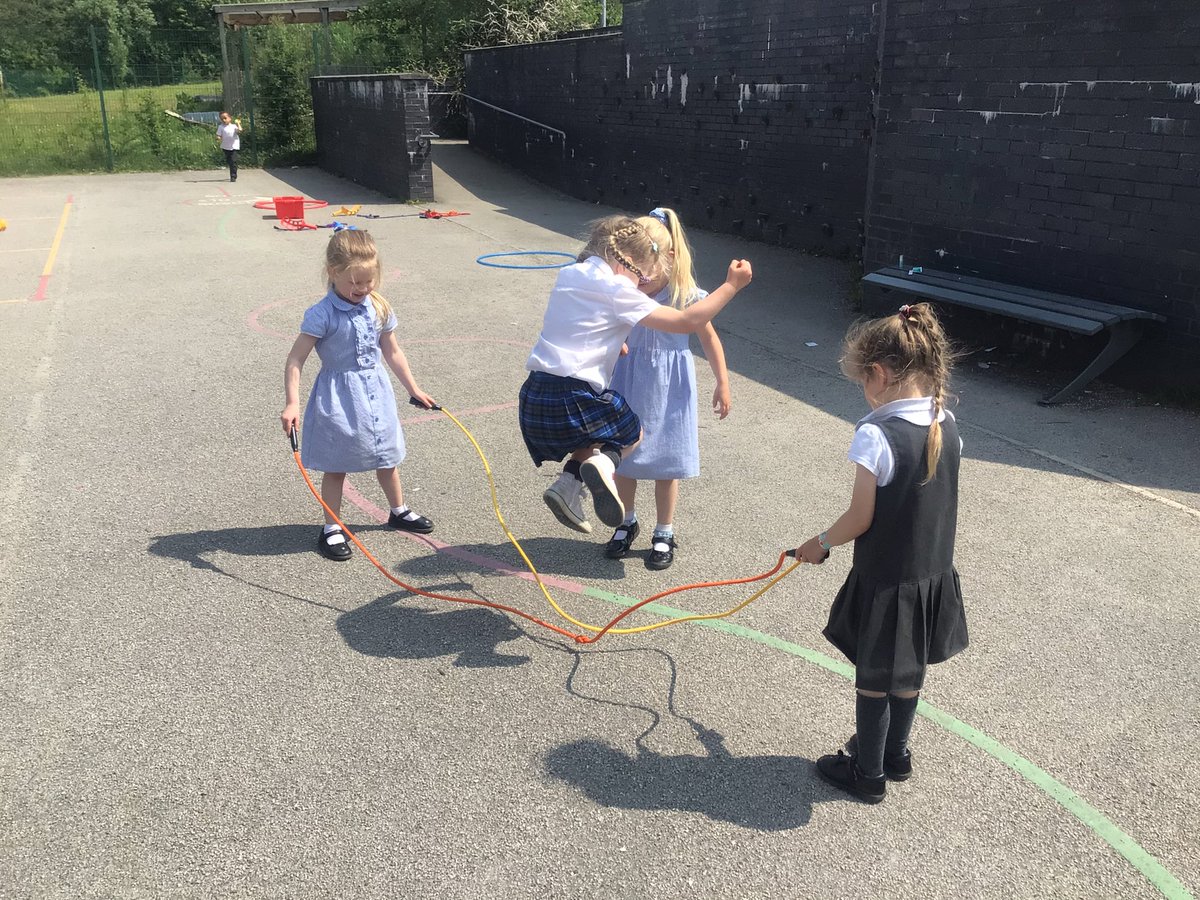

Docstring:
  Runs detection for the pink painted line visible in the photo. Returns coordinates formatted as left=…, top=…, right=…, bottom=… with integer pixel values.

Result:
left=342, top=481, right=587, bottom=594
left=405, top=401, right=517, bottom=424
left=246, top=298, right=294, bottom=338
left=30, top=275, right=50, bottom=302
left=218, top=186, right=231, bottom=198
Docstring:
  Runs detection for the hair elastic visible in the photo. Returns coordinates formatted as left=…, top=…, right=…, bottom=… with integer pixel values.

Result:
left=651, top=241, right=659, bottom=253
left=899, top=304, right=913, bottom=319
left=648, top=208, right=669, bottom=225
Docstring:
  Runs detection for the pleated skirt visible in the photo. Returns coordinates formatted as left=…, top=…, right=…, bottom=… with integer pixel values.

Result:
left=823, top=567, right=968, bottom=692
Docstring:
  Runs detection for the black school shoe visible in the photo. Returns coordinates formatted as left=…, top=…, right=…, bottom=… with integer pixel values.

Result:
left=387, top=511, right=434, bottom=534
left=317, top=527, right=352, bottom=562
left=845, top=734, right=913, bottom=781
left=646, top=533, right=677, bottom=570
left=604, top=521, right=640, bottom=559
left=815, top=750, right=887, bottom=803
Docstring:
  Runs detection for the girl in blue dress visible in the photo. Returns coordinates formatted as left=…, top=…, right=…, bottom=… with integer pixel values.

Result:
left=280, top=230, right=438, bottom=561
left=604, top=208, right=731, bottom=570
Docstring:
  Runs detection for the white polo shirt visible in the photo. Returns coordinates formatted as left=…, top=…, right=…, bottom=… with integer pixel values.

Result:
left=218, top=123, right=241, bottom=151
left=849, top=397, right=961, bottom=486
left=526, top=256, right=662, bottom=392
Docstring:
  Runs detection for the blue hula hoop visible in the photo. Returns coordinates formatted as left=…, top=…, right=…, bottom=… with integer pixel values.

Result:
left=476, top=251, right=575, bottom=270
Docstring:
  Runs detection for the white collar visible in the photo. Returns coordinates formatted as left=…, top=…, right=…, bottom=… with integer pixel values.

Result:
left=857, top=396, right=940, bottom=427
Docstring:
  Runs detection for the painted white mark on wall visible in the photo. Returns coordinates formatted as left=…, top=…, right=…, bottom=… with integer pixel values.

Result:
left=980, top=110, right=999, bottom=123
left=740, top=139, right=749, bottom=150
left=1150, top=117, right=1185, bottom=134
left=626, top=54, right=630, bottom=78
left=822, top=162, right=829, bottom=171
left=680, top=73, right=689, bottom=107
left=767, top=17, right=772, bottom=52
left=738, top=83, right=750, bottom=112
left=1086, top=81, right=1097, bottom=91
left=943, top=52, right=951, bottom=65
left=667, top=66, right=674, bottom=98
left=1171, top=82, right=1200, bottom=103
left=957, top=90, right=963, bottom=104
left=936, top=248, right=947, bottom=258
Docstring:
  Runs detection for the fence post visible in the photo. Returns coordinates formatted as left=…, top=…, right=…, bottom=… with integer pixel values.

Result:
left=89, top=25, right=114, bottom=171
left=240, top=29, right=258, bottom=166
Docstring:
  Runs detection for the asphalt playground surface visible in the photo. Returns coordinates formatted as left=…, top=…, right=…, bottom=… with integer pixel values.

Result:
left=1, top=142, right=1198, bottom=899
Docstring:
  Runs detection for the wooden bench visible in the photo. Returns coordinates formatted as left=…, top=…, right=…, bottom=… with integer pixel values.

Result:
left=862, top=266, right=1166, bottom=405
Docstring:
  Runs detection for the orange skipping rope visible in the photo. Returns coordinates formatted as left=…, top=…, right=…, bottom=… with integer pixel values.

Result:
left=289, top=415, right=802, bottom=645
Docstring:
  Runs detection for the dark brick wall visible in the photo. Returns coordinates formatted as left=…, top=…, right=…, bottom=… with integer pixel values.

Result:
left=865, top=0, right=1200, bottom=363
left=464, top=1, right=878, bottom=257
left=311, top=75, right=435, bottom=201
left=463, top=0, right=1200, bottom=376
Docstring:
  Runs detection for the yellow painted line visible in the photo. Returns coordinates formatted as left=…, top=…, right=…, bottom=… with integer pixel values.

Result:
left=41, top=197, right=73, bottom=277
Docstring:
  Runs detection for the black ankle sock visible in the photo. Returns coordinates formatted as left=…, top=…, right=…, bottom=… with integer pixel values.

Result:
left=854, top=693, right=890, bottom=779
left=886, top=694, right=919, bottom=759
left=599, top=445, right=622, bottom=468
left=564, top=459, right=582, bottom=479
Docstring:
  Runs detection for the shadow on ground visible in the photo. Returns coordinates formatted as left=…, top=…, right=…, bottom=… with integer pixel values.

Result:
left=336, top=592, right=531, bottom=668
left=543, top=644, right=821, bottom=830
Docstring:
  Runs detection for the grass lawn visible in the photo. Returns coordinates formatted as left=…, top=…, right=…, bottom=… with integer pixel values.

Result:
left=0, top=81, right=229, bottom=175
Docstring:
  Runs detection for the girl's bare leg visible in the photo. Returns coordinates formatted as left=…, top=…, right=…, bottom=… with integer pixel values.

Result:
left=376, top=466, right=404, bottom=509
left=615, top=474, right=637, bottom=519
left=320, top=472, right=347, bottom=526
left=653, top=479, right=679, bottom=530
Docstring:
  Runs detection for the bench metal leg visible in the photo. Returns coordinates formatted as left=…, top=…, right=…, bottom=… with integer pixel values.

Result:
left=1039, top=321, right=1145, bottom=406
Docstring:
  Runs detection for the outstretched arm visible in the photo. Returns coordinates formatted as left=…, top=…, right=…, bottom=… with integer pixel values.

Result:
left=280, top=333, right=317, bottom=435
left=380, top=331, right=436, bottom=409
left=640, top=259, right=752, bottom=334
left=796, top=464, right=877, bottom=564
left=696, top=322, right=731, bottom=418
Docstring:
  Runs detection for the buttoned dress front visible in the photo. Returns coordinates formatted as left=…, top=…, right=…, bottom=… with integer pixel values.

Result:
left=299, top=290, right=406, bottom=473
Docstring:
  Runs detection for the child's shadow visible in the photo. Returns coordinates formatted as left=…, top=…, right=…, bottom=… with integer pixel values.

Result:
left=336, top=590, right=531, bottom=669
left=394, top=536, right=630, bottom=583
left=542, top=645, right=817, bottom=831
left=544, top=739, right=816, bottom=831
left=149, top=524, right=318, bottom=573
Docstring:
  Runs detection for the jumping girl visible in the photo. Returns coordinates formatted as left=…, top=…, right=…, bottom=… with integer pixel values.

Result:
left=604, top=207, right=731, bottom=570
left=795, top=302, right=968, bottom=803
left=280, top=230, right=437, bottom=561
left=520, top=215, right=752, bottom=535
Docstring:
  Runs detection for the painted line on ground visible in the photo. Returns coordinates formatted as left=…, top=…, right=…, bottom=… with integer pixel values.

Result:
left=328, top=451, right=1192, bottom=900
left=30, top=195, right=73, bottom=302
left=725, top=329, right=1200, bottom=523
left=258, top=302, right=1192, bottom=899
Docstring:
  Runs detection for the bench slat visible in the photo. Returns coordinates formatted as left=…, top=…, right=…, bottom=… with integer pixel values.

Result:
left=863, top=272, right=1106, bottom=334
left=871, top=266, right=1166, bottom=323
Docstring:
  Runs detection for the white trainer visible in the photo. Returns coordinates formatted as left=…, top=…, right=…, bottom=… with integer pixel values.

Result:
left=579, top=452, right=625, bottom=527
left=543, top=473, right=592, bottom=534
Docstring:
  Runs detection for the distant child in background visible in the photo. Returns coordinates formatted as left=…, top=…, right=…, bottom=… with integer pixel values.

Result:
left=604, top=207, right=731, bottom=570
left=794, top=302, right=967, bottom=804
left=216, top=111, right=242, bottom=182
left=520, top=215, right=752, bottom=535
left=280, top=230, right=438, bottom=562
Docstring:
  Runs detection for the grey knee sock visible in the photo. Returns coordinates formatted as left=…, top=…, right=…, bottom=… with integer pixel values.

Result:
left=886, top=694, right=919, bottom=758
left=854, top=693, right=890, bottom=779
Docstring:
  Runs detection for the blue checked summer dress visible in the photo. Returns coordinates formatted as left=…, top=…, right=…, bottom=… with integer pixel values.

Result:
left=607, top=286, right=707, bottom=480
left=299, top=289, right=406, bottom=473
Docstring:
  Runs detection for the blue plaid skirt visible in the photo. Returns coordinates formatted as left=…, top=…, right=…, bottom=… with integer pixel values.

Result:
left=519, top=371, right=643, bottom=466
